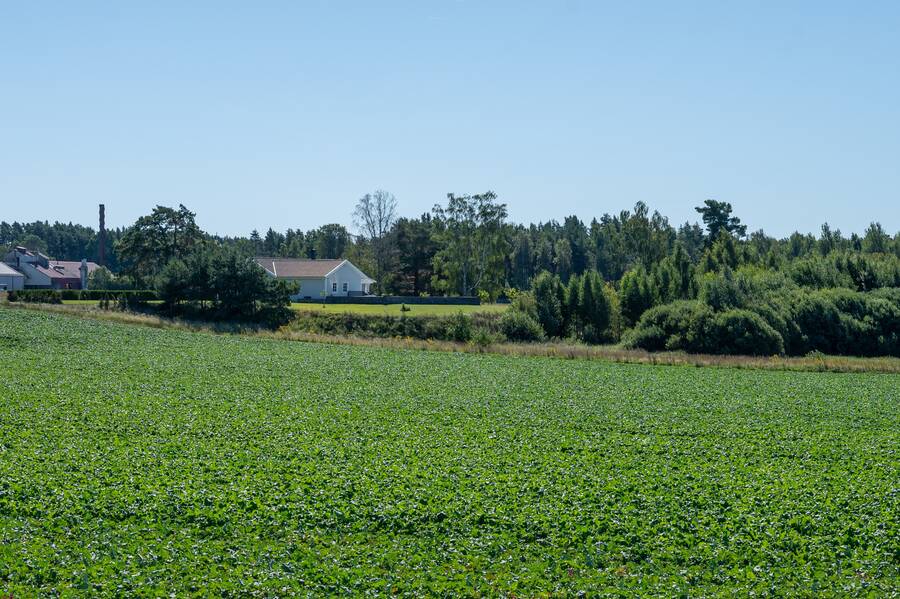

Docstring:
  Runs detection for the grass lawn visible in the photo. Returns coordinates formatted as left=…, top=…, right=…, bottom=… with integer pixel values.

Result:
left=290, top=302, right=508, bottom=316
left=1, top=305, right=897, bottom=595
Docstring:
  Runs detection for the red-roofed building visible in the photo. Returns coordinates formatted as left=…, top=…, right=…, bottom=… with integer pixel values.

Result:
left=3, top=247, right=99, bottom=289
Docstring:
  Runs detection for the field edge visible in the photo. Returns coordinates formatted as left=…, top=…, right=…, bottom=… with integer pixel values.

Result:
left=4, top=301, right=899, bottom=374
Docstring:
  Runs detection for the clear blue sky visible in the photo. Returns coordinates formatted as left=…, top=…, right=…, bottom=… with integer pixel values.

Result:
left=2, top=1, right=899, bottom=238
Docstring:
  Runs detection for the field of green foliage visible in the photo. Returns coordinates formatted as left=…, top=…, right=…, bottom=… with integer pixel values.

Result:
left=0, top=307, right=897, bottom=595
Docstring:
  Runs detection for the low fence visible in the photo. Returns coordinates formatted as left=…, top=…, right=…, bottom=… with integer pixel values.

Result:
left=291, top=295, right=480, bottom=306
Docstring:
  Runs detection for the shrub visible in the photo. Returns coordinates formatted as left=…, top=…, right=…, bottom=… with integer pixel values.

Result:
left=471, top=328, right=497, bottom=348
left=624, top=301, right=785, bottom=356
left=21, top=289, right=160, bottom=302
left=7, top=290, right=62, bottom=304
left=510, top=290, right=537, bottom=319
left=624, top=301, right=711, bottom=352
left=285, top=311, right=504, bottom=343
left=788, top=288, right=900, bottom=356
left=628, top=286, right=900, bottom=357
left=499, top=310, right=545, bottom=342
left=446, top=312, right=473, bottom=343
left=623, top=324, right=667, bottom=352
left=703, top=309, right=784, bottom=356
left=81, top=290, right=157, bottom=301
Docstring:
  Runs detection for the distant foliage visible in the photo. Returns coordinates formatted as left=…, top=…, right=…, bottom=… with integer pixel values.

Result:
left=445, top=312, right=474, bottom=343
left=624, top=302, right=783, bottom=356
left=620, top=266, right=656, bottom=326
left=156, top=245, right=294, bottom=328
left=7, top=196, right=900, bottom=356
left=499, top=310, right=545, bottom=342
left=531, top=272, right=565, bottom=338
left=626, top=278, right=900, bottom=357
left=287, top=310, right=504, bottom=343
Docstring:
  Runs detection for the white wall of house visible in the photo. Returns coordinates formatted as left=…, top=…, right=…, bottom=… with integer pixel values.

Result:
left=13, top=262, right=51, bottom=288
left=4, top=249, right=51, bottom=288
left=284, top=277, right=328, bottom=300
left=0, top=273, right=24, bottom=291
left=325, top=261, right=372, bottom=296
left=260, top=260, right=374, bottom=299
left=281, top=265, right=373, bottom=299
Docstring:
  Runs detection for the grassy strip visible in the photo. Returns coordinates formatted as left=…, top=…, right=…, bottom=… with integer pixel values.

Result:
left=5, top=301, right=899, bottom=373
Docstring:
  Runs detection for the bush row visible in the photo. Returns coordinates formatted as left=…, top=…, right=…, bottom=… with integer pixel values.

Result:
left=287, top=311, right=511, bottom=343
left=7, top=289, right=158, bottom=302
left=623, top=302, right=783, bottom=356
left=625, top=287, right=900, bottom=357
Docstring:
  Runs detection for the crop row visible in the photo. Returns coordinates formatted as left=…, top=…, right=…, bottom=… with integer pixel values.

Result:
left=0, top=307, right=897, bottom=595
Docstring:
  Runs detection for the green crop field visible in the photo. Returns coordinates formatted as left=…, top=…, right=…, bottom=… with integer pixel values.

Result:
left=0, top=307, right=897, bottom=595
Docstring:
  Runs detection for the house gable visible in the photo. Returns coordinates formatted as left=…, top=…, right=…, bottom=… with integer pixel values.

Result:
left=325, top=260, right=375, bottom=283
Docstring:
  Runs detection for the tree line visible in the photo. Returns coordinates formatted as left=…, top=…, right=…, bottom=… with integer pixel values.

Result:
left=5, top=194, right=898, bottom=299
left=4, top=193, right=899, bottom=354
left=0, top=220, right=123, bottom=270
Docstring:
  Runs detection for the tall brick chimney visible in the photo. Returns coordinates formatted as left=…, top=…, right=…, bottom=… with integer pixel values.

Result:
left=98, top=204, right=106, bottom=266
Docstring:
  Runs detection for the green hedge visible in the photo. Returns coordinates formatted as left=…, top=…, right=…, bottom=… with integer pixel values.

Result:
left=623, top=303, right=784, bottom=356
left=8, top=289, right=158, bottom=302
left=6, top=289, right=63, bottom=304
left=287, top=311, right=503, bottom=343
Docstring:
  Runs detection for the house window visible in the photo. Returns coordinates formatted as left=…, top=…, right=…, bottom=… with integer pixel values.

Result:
left=342, top=282, right=348, bottom=292
left=332, top=282, right=337, bottom=292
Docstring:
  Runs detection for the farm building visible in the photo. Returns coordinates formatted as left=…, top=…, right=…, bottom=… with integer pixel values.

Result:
left=0, top=263, right=25, bottom=291
left=253, top=258, right=375, bottom=299
left=3, top=247, right=99, bottom=290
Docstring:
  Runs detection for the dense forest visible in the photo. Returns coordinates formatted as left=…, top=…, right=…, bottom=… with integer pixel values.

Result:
left=4, top=192, right=899, bottom=355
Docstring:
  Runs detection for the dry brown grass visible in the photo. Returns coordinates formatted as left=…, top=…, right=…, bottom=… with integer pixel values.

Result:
left=5, top=301, right=899, bottom=374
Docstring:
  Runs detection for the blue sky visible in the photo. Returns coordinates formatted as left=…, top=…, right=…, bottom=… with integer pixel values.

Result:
left=2, top=1, right=899, bottom=237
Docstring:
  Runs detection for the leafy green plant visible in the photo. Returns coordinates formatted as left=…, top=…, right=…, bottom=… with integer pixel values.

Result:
left=0, top=306, right=897, bottom=596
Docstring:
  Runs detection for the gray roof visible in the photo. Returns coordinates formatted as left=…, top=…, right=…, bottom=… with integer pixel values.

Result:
left=0, top=263, right=24, bottom=277
left=254, top=258, right=345, bottom=278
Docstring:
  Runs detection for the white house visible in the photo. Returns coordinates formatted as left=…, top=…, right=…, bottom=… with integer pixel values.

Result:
left=0, top=262, right=25, bottom=291
left=253, top=258, right=375, bottom=299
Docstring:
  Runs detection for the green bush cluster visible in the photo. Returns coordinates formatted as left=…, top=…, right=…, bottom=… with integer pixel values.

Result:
left=6, top=289, right=63, bottom=304
left=7, top=289, right=158, bottom=303
left=625, top=302, right=783, bottom=356
left=498, top=310, right=545, bottom=342
left=156, top=246, right=294, bottom=328
left=626, top=285, right=900, bottom=357
left=288, top=311, right=503, bottom=343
